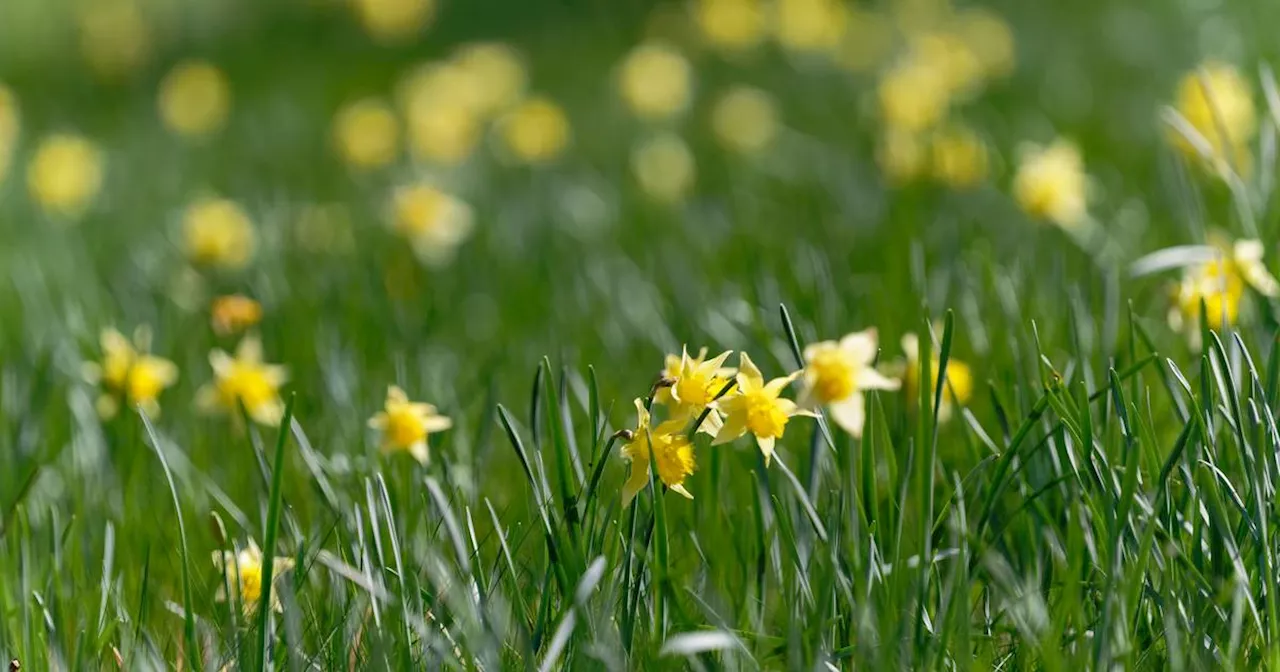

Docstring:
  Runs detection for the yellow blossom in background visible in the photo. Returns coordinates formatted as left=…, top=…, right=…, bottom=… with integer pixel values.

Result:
left=453, top=43, right=528, bottom=117
left=495, top=96, right=571, bottom=164
left=1012, top=139, right=1089, bottom=229
left=713, top=352, right=814, bottom=464
left=212, top=540, right=295, bottom=616
left=907, top=31, right=983, bottom=101
left=931, top=124, right=989, bottom=189
left=836, top=8, right=894, bottom=73
left=0, top=84, right=18, bottom=184
left=368, top=385, right=452, bottom=464
left=352, top=0, right=435, bottom=44
left=711, top=86, right=779, bottom=154
left=1171, top=239, right=1279, bottom=332
left=956, top=8, right=1017, bottom=79
left=391, top=183, right=474, bottom=266
left=332, top=98, right=400, bottom=170
left=1170, top=61, right=1256, bottom=175
left=196, top=335, right=288, bottom=426
left=618, top=42, right=693, bottom=121
left=211, top=295, right=263, bottom=336
left=620, top=399, right=697, bottom=506
left=657, top=346, right=733, bottom=436
left=27, top=134, right=104, bottom=219
left=901, top=333, right=974, bottom=423
left=398, top=65, right=481, bottom=164
left=691, top=0, right=765, bottom=52
left=182, top=198, right=257, bottom=271
left=77, top=0, right=152, bottom=81
left=878, top=59, right=951, bottom=132
left=81, top=327, right=179, bottom=419
left=631, top=133, right=696, bottom=203
left=158, top=61, right=232, bottom=139
left=877, top=128, right=927, bottom=185
left=799, top=330, right=900, bottom=437
left=775, top=0, right=848, bottom=55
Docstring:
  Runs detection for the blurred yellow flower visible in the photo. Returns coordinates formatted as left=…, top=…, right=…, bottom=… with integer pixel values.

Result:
left=27, top=134, right=104, bottom=218
left=1171, top=239, right=1278, bottom=332
left=332, top=98, right=400, bottom=169
left=1012, top=139, right=1088, bottom=229
left=799, top=330, right=900, bottom=437
left=901, top=333, right=974, bottom=423
left=211, top=295, right=263, bottom=337
left=404, top=94, right=479, bottom=165
left=212, top=540, right=295, bottom=616
left=1170, top=61, right=1256, bottom=175
left=618, top=42, right=693, bottom=121
left=878, top=59, right=951, bottom=132
left=631, top=133, right=696, bottom=203
left=957, top=8, right=1016, bottom=79
left=197, top=335, right=288, bottom=426
left=713, top=352, right=814, bottom=465
left=368, top=385, right=452, bottom=464
left=775, top=0, right=848, bottom=54
left=621, top=399, right=697, bottom=506
left=908, top=31, right=983, bottom=101
left=391, top=183, right=474, bottom=266
left=453, top=43, right=528, bottom=117
left=691, top=0, right=765, bottom=52
left=711, top=86, right=779, bottom=154
left=877, top=128, right=927, bottom=185
left=81, top=326, right=178, bottom=419
left=657, top=346, right=733, bottom=436
left=0, top=84, right=18, bottom=184
left=495, top=96, right=571, bottom=164
left=931, top=124, right=989, bottom=189
left=77, top=0, right=152, bottom=80
left=183, top=198, right=257, bottom=271
left=158, top=61, right=232, bottom=139
left=352, top=0, right=435, bottom=44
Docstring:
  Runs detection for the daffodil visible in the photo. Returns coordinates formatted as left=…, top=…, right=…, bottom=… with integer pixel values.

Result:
left=368, top=385, right=452, bottom=464
left=617, top=42, right=693, bottom=121
left=691, top=0, right=765, bottom=52
left=453, top=42, right=527, bottom=117
left=27, top=133, right=104, bottom=219
left=1170, top=61, right=1255, bottom=175
left=196, top=335, right=288, bottom=426
left=77, top=0, right=152, bottom=81
left=620, top=399, right=697, bottom=506
left=1170, top=238, right=1278, bottom=332
left=931, top=124, right=989, bottom=189
left=211, top=295, right=263, bottom=336
left=182, top=197, right=257, bottom=271
left=956, top=8, right=1016, bottom=80
left=332, top=98, right=400, bottom=170
left=212, top=540, right=295, bottom=616
left=877, top=128, right=927, bottom=185
left=630, top=132, right=695, bottom=203
left=713, top=352, right=814, bottom=464
left=1012, top=139, right=1089, bottom=229
left=158, top=60, right=231, bottom=139
left=398, top=66, right=481, bottom=164
left=878, top=59, right=951, bottom=133
left=656, top=346, right=733, bottom=436
left=82, top=327, right=178, bottom=419
left=711, top=86, right=779, bottom=154
left=352, top=0, right=435, bottom=44
left=901, top=333, right=974, bottom=423
left=775, top=0, right=848, bottom=55
left=494, top=96, right=571, bottom=164
left=390, top=183, right=474, bottom=266
left=798, top=330, right=900, bottom=437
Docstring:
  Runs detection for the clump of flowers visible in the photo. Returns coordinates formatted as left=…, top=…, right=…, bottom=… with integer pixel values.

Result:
left=1169, top=61, right=1256, bottom=176
left=390, top=183, right=474, bottom=266
left=182, top=197, right=257, bottom=271
left=212, top=540, right=295, bottom=616
left=211, top=295, right=263, bottom=336
left=27, top=133, right=104, bottom=219
left=1168, top=237, right=1279, bottom=335
left=620, top=399, right=697, bottom=506
left=713, top=352, right=815, bottom=465
left=331, top=98, right=400, bottom=170
left=158, top=60, right=231, bottom=139
left=196, top=335, right=288, bottom=426
left=1012, top=139, right=1089, bottom=230
left=655, top=346, right=734, bottom=436
left=81, top=326, right=178, bottom=419
left=798, top=329, right=900, bottom=437
left=617, top=42, right=693, bottom=121
left=398, top=63, right=482, bottom=165
left=368, top=385, right=453, bottom=465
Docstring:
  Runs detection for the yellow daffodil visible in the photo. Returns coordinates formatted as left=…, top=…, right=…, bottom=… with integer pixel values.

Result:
left=494, top=96, right=571, bottom=164
left=620, top=399, right=696, bottom=506
left=617, top=42, right=693, bottom=121
left=211, top=295, right=263, bottom=336
left=1170, top=238, right=1278, bottom=332
left=182, top=198, right=257, bottom=271
left=0, top=84, right=18, bottom=184
left=956, top=8, right=1016, bottom=80
left=691, top=0, right=765, bottom=52
left=398, top=65, right=482, bottom=164
left=1170, top=61, right=1255, bottom=175
left=901, top=333, right=974, bottom=423
left=332, top=98, right=400, bottom=170
left=775, top=0, right=848, bottom=54
left=82, top=326, right=178, bottom=419
left=1012, top=139, right=1089, bottom=229
left=931, top=124, right=989, bottom=189
left=713, top=352, right=814, bottom=464
left=77, top=0, right=152, bottom=81
left=368, top=385, right=452, bottom=464
left=27, top=134, right=104, bottom=219
left=631, top=132, right=696, bottom=203
left=352, top=0, right=435, bottom=44
left=158, top=60, right=231, bottom=139
left=877, top=128, right=927, bottom=185
left=196, top=335, right=288, bottom=426
left=212, top=540, right=295, bottom=616
left=453, top=42, right=527, bottom=117
left=656, top=346, right=734, bottom=436
left=390, top=183, right=474, bottom=266
left=711, top=86, right=779, bottom=154
left=878, top=59, right=951, bottom=133
left=799, top=330, right=900, bottom=437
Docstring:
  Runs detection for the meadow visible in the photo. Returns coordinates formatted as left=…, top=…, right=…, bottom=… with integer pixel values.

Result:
left=4, top=0, right=1280, bottom=668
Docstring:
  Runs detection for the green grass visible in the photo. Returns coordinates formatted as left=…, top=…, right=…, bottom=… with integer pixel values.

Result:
left=6, top=0, right=1280, bottom=668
